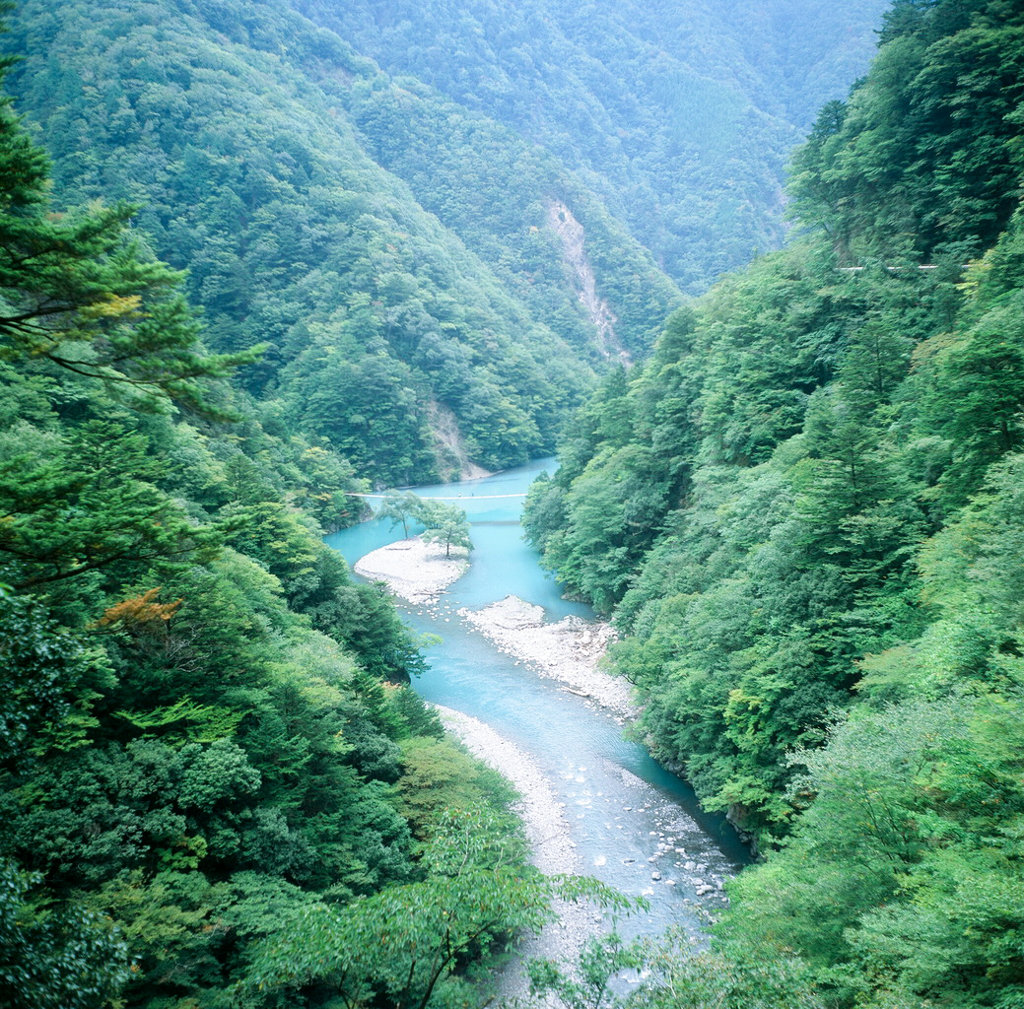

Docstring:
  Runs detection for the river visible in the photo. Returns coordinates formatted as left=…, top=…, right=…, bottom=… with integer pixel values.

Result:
left=325, top=458, right=747, bottom=945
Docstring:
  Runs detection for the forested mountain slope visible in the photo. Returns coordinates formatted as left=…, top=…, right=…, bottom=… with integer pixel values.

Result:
left=525, top=1, right=1024, bottom=1005
left=3, top=0, right=887, bottom=485
left=4, top=0, right=686, bottom=485
left=5, top=0, right=998, bottom=1005
left=0, top=56, right=587, bottom=1007
left=297, top=0, right=888, bottom=291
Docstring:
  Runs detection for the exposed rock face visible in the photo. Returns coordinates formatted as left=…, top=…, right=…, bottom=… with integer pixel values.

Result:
left=546, top=200, right=630, bottom=364
left=427, top=400, right=491, bottom=481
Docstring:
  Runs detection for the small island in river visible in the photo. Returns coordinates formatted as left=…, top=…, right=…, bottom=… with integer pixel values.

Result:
left=353, top=534, right=470, bottom=603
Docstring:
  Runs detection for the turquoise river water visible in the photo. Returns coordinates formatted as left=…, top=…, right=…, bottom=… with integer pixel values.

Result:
left=326, top=458, right=747, bottom=940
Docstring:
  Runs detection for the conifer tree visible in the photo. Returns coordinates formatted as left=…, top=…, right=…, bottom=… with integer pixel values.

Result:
left=0, top=54, right=260, bottom=416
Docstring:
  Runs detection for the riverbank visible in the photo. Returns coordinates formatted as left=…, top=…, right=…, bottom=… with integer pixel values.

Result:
left=434, top=705, right=579, bottom=876
left=460, top=595, right=637, bottom=720
left=334, top=461, right=744, bottom=995
left=353, top=535, right=469, bottom=604
left=355, top=541, right=636, bottom=721
left=434, top=705, right=604, bottom=1000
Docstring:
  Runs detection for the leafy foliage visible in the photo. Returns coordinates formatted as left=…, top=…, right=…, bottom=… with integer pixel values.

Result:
left=0, top=859, right=131, bottom=1009
left=419, top=499, right=473, bottom=559
left=7, top=0, right=1024, bottom=1006
left=524, top=3, right=1024, bottom=1007
left=0, top=59, right=259, bottom=416
left=523, top=927, right=824, bottom=1009
left=244, top=812, right=551, bottom=1009
left=246, top=809, right=640, bottom=1009
left=2, top=0, right=648, bottom=484
left=1, top=0, right=892, bottom=484
left=0, top=52, right=533, bottom=1009
left=302, top=0, right=888, bottom=294
left=374, top=491, right=473, bottom=560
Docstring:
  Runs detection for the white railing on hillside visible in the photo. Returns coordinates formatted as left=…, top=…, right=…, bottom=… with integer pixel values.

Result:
left=838, top=264, right=969, bottom=271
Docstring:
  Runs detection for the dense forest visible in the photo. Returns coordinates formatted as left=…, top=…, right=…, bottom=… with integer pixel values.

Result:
left=0, top=41, right=601, bottom=1002
left=7, top=0, right=1020, bottom=1007
left=525, top=0, right=1024, bottom=1005
left=297, top=0, right=888, bottom=290
left=0, top=0, right=885, bottom=485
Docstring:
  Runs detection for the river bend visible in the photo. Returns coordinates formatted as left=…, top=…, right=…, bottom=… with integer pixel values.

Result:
left=326, top=459, right=747, bottom=943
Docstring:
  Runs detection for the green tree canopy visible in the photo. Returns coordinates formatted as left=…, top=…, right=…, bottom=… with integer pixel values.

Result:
left=419, top=499, right=472, bottom=558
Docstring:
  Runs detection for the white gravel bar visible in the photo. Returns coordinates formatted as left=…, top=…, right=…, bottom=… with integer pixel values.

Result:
left=434, top=705, right=579, bottom=876
left=353, top=535, right=469, bottom=604
left=433, top=705, right=604, bottom=1002
left=459, top=595, right=637, bottom=719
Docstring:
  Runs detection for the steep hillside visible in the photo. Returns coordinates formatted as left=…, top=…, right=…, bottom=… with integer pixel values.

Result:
left=297, top=0, right=889, bottom=292
left=0, top=57, right=555, bottom=1006
left=3, top=0, right=887, bottom=485
left=6, top=0, right=681, bottom=484
left=524, top=1, right=1024, bottom=1004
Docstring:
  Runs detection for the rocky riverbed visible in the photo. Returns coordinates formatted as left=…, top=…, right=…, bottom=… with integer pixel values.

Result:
left=351, top=532, right=736, bottom=999
left=434, top=705, right=617, bottom=1002
left=459, top=594, right=636, bottom=719
left=354, top=543, right=634, bottom=721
